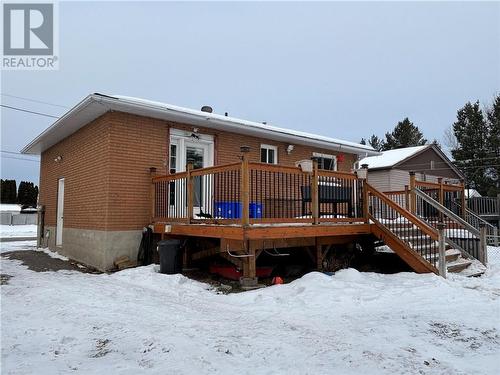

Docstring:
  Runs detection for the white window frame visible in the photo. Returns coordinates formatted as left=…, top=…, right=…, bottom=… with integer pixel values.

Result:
left=170, top=128, right=214, bottom=172
left=260, top=144, right=278, bottom=164
left=313, top=152, right=337, bottom=171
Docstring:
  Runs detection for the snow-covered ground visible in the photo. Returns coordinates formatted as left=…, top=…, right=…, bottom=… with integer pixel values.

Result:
left=1, top=241, right=499, bottom=375
left=0, top=224, right=37, bottom=238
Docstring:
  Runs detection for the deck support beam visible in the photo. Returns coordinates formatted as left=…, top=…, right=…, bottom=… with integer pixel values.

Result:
left=241, top=240, right=257, bottom=287
left=316, top=238, right=323, bottom=270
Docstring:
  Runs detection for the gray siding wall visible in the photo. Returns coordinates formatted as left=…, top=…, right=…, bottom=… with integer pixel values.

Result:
left=367, top=169, right=411, bottom=192
left=367, top=170, right=459, bottom=193
left=367, top=170, right=394, bottom=192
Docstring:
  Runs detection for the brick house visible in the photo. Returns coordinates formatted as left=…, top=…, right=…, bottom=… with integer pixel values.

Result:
left=22, top=93, right=378, bottom=271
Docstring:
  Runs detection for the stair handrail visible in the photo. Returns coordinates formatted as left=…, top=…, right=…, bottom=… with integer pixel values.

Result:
left=413, top=188, right=480, bottom=237
left=413, top=187, right=488, bottom=264
left=450, top=199, right=496, bottom=232
left=366, top=183, right=438, bottom=239
left=366, top=183, right=440, bottom=274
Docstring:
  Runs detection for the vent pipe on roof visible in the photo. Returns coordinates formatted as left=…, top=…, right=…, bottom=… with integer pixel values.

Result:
left=201, top=106, right=213, bottom=113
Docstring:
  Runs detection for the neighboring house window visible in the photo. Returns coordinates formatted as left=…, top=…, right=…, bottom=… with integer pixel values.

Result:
left=430, top=160, right=435, bottom=170
left=313, top=152, right=337, bottom=171
left=261, top=144, right=278, bottom=164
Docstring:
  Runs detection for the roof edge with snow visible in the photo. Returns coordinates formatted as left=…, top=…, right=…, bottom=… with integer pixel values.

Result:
left=359, top=144, right=464, bottom=178
left=21, top=93, right=379, bottom=157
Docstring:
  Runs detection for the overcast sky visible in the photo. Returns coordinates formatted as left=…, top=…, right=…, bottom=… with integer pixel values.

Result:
left=1, top=1, right=499, bottom=183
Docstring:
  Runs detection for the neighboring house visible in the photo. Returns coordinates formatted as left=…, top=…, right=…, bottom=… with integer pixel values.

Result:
left=22, top=93, right=378, bottom=271
left=465, top=189, right=482, bottom=199
left=358, top=144, right=464, bottom=193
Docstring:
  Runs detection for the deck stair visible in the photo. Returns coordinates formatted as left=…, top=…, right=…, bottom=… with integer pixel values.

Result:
left=366, top=183, right=487, bottom=277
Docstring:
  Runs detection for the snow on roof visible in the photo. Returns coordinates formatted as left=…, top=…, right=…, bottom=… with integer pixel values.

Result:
left=21, top=93, right=379, bottom=156
left=0, top=204, right=22, bottom=212
left=465, top=189, right=482, bottom=198
left=359, top=145, right=429, bottom=169
left=112, top=95, right=377, bottom=153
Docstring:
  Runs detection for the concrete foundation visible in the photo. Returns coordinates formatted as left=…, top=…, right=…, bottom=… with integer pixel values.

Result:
left=41, top=226, right=143, bottom=271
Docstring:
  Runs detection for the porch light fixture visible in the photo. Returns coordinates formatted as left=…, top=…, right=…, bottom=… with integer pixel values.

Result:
left=286, top=144, right=294, bottom=154
left=240, top=145, right=251, bottom=153
left=54, top=155, right=62, bottom=162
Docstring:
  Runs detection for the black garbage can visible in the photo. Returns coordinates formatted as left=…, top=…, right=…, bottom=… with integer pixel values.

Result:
left=158, top=239, right=182, bottom=274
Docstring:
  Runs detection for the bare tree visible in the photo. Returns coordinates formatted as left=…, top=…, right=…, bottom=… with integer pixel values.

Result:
left=443, top=125, right=458, bottom=151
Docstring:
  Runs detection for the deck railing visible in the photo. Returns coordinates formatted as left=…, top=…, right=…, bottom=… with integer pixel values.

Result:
left=467, top=196, right=500, bottom=217
left=367, top=184, right=440, bottom=271
left=413, top=188, right=487, bottom=264
left=151, top=158, right=366, bottom=225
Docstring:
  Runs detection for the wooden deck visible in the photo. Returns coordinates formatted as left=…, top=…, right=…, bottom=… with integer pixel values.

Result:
left=153, top=221, right=371, bottom=240
left=149, top=156, right=483, bottom=284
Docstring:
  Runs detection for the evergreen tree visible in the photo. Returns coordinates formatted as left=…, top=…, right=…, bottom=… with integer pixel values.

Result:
left=1, top=179, right=17, bottom=204
left=367, top=134, right=385, bottom=152
left=486, top=94, right=500, bottom=195
left=451, top=101, right=491, bottom=195
left=17, top=181, right=26, bottom=205
left=17, top=181, right=38, bottom=206
left=360, top=138, right=366, bottom=145
left=383, top=118, right=427, bottom=150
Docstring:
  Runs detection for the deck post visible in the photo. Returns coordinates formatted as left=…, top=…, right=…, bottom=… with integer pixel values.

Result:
left=240, top=146, right=250, bottom=227
left=409, top=172, right=416, bottom=214
left=404, top=185, right=410, bottom=211
left=437, top=222, right=447, bottom=278
left=479, top=223, right=488, bottom=266
left=311, top=157, right=319, bottom=224
left=315, top=238, right=323, bottom=270
left=357, top=164, right=369, bottom=223
left=240, top=240, right=257, bottom=288
left=149, top=167, right=157, bottom=223
left=460, top=179, right=467, bottom=219
left=438, top=178, right=444, bottom=222
left=493, top=227, right=499, bottom=247
left=186, top=161, right=194, bottom=223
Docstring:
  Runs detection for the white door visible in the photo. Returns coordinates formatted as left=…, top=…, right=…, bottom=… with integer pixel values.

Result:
left=185, top=141, right=212, bottom=214
left=56, top=178, right=65, bottom=246
left=169, top=130, right=214, bottom=217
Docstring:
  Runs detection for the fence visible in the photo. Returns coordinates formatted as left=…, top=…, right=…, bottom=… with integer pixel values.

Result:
left=0, top=212, right=37, bottom=225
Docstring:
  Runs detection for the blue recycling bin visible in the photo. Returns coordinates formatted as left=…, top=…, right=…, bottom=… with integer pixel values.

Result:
left=214, top=202, right=263, bottom=219
left=249, top=203, right=263, bottom=218
left=215, top=202, right=242, bottom=219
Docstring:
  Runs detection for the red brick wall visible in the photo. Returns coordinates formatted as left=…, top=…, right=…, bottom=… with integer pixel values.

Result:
left=39, top=113, right=112, bottom=229
left=39, top=111, right=359, bottom=231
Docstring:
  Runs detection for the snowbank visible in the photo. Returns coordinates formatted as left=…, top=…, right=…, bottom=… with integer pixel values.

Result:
left=0, top=224, right=37, bottom=238
left=2, top=242, right=499, bottom=374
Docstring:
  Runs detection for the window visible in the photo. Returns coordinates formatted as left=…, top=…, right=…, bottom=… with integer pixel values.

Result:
left=169, top=144, right=177, bottom=205
left=170, top=144, right=177, bottom=173
left=313, top=152, right=337, bottom=171
left=430, top=160, right=435, bottom=170
left=260, top=144, right=278, bottom=164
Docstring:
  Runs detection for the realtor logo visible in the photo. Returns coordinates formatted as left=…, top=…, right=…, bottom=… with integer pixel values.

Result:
left=2, top=2, right=59, bottom=70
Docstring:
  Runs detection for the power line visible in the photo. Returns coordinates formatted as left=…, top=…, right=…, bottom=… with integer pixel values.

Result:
left=0, top=104, right=59, bottom=119
left=1, top=93, right=68, bottom=108
left=1, top=155, right=40, bottom=163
